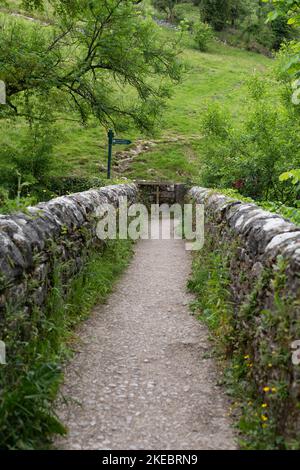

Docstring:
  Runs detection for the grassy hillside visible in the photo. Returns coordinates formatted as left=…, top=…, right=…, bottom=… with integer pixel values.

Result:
left=0, top=2, right=271, bottom=184
left=49, top=30, right=270, bottom=182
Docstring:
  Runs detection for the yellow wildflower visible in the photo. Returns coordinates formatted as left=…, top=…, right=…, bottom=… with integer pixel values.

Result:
left=244, top=355, right=250, bottom=360
left=271, top=387, right=277, bottom=393
left=263, top=387, right=270, bottom=392
left=262, top=404, right=268, bottom=408
left=261, top=415, right=268, bottom=422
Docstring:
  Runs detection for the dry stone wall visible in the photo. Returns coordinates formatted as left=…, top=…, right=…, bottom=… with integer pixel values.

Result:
left=188, top=186, right=300, bottom=443
left=0, top=184, right=137, bottom=313
left=188, top=186, right=300, bottom=297
left=2, top=180, right=300, bottom=444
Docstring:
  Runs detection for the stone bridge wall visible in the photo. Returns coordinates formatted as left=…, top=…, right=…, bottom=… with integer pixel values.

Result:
left=0, top=184, right=138, bottom=314
left=188, top=186, right=300, bottom=293
left=188, top=186, right=300, bottom=443
left=1, top=181, right=300, bottom=443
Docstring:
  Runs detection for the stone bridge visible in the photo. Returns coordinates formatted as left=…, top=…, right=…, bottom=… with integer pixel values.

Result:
left=1, top=182, right=300, bottom=448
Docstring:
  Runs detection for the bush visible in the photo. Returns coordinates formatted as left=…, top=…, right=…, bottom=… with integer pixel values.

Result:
left=0, top=123, right=58, bottom=198
left=44, top=176, right=105, bottom=197
left=193, top=20, right=214, bottom=51
left=199, top=0, right=231, bottom=31
left=239, top=13, right=292, bottom=54
left=198, top=73, right=300, bottom=204
left=200, top=102, right=230, bottom=138
left=199, top=0, right=247, bottom=31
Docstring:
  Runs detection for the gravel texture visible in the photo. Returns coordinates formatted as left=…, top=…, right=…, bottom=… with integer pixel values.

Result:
left=54, top=218, right=236, bottom=450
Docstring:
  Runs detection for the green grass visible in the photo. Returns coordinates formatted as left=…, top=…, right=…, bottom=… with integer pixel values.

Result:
left=52, top=122, right=108, bottom=177
left=165, top=43, right=269, bottom=132
left=0, top=0, right=53, bottom=21
left=0, top=2, right=271, bottom=185
left=119, top=31, right=270, bottom=181
left=174, top=2, right=201, bottom=24
left=125, top=141, right=201, bottom=182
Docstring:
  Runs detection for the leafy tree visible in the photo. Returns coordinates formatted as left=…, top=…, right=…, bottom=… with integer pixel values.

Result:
left=199, top=0, right=248, bottom=30
left=0, top=122, right=57, bottom=196
left=266, top=0, right=300, bottom=74
left=265, top=0, right=300, bottom=26
left=229, top=0, right=250, bottom=27
left=270, top=15, right=293, bottom=49
left=153, top=0, right=178, bottom=23
left=199, top=0, right=231, bottom=30
left=0, top=0, right=183, bottom=132
left=264, top=1, right=300, bottom=200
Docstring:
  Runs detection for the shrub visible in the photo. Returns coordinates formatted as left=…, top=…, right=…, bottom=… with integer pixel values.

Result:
left=198, top=73, right=300, bottom=204
left=0, top=123, right=57, bottom=198
left=193, top=20, right=214, bottom=51
left=200, top=102, right=230, bottom=138
left=44, top=176, right=105, bottom=197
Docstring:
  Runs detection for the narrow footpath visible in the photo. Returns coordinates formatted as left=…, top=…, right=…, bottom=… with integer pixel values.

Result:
left=55, top=218, right=236, bottom=450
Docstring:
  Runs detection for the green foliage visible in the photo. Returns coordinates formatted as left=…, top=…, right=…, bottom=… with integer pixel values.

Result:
left=0, top=1, right=183, bottom=133
left=265, top=0, right=300, bottom=27
left=266, top=0, right=300, bottom=73
left=239, top=8, right=292, bottom=53
left=199, top=0, right=249, bottom=31
left=173, top=1, right=201, bottom=24
left=193, top=20, right=214, bottom=51
left=260, top=200, right=300, bottom=225
left=0, top=176, right=109, bottom=213
left=199, top=0, right=231, bottom=31
left=200, top=102, right=230, bottom=138
left=270, top=15, right=294, bottom=49
left=193, top=10, right=300, bottom=210
left=201, top=0, right=293, bottom=53
left=0, top=121, right=57, bottom=198
left=199, top=71, right=300, bottom=203
left=0, top=239, right=134, bottom=449
left=188, top=243, right=234, bottom=352
left=279, top=169, right=300, bottom=184
left=0, top=186, right=37, bottom=214
left=212, top=186, right=300, bottom=227
left=44, top=176, right=106, bottom=196
left=153, top=0, right=178, bottom=22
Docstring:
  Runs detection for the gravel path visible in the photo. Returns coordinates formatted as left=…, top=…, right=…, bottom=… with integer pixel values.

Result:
left=55, top=219, right=236, bottom=450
